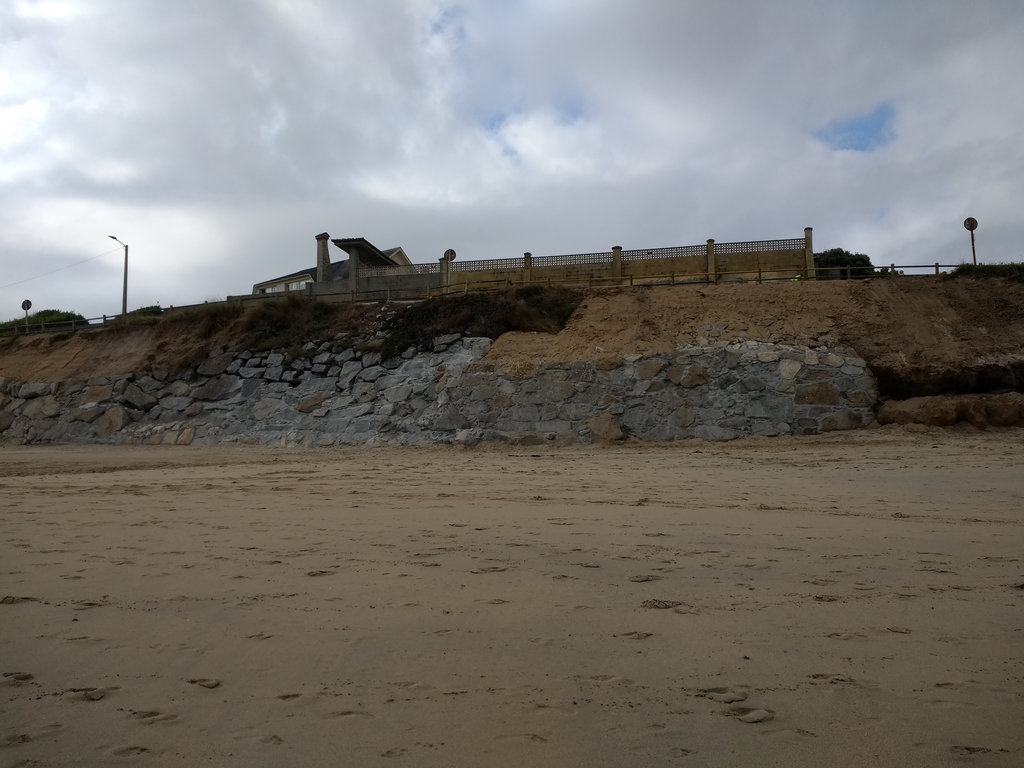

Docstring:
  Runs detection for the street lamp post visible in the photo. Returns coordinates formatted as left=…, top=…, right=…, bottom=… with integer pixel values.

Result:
left=108, top=235, right=128, bottom=316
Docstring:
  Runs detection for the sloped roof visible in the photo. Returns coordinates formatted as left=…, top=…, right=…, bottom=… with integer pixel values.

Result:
left=252, top=237, right=406, bottom=291
left=330, top=237, right=406, bottom=266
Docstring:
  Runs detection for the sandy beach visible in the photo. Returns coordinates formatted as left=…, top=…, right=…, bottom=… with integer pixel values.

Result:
left=2, top=427, right=1022, bottom=767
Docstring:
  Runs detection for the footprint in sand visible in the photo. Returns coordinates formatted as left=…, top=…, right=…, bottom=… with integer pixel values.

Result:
left=0, top=595, right=40, bottom=604
left=951, top=746, right=992, bottom=755
left=699, top=687, right=748, bottom=703
left=808, top=673, right=856, bottom=685
left=616, top=631, right=654, bottom=640
left=72, top=599, right=107, bottom=610
left=586, top=674, right=634, bottom=685
left=276, top=693, right=301, bottom=701
left=629, top=574, right=663, bottom=583
left=188, top=678, right=221, bottom=689
left=67, top=686, right=116, bottom=701
left=825, top=631, right=866, bottom=640
left=327, top=710, right=375, bottom=720
left=723, top=706, right=775, bottom=723
left=126, top=709, right=178, bottom=724
left=111, top=745, right=151, bottom=756
left=470, top=566, right=508, bottom=574
left=3, top=723, right=64, bottom=746
left=641, top=599, right=682, bottom=610
left=497, top=733, right=549, bottom=744
left=2, top=672, right=35, bottom=686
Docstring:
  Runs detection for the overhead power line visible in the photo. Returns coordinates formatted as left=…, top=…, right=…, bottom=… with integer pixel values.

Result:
left=0, top=247, right=122, bottom=290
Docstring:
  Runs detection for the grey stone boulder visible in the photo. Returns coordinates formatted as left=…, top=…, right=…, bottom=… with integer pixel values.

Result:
left=95, top=406, right=129, bottom=437
left=197, top=352, right=234, bottom=376
left=192, top=375, right=242, bottom=401
left=18, top=382, right=51, bottom=399
left=123, top=384, right=158, bottom=411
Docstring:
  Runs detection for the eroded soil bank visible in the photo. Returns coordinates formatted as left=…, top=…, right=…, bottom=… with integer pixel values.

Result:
left=2, top=276, right=1023, bottom=422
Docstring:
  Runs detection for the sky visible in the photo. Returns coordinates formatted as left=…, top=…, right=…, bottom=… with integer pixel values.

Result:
left=1, top=0, right=1022, bottom=320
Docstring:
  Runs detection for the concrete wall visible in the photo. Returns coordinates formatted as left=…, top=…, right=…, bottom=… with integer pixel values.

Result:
left=311, top=271, right=442, bottom=300
left=715, top=249, right=807, bottom=281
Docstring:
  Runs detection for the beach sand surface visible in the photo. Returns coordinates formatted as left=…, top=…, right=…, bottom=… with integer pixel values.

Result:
left=1, top=428, right=1022, bottom=767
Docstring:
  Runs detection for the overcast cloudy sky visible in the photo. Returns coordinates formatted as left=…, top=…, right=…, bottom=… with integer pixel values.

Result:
left=2, top=0, right=1021, bottom=319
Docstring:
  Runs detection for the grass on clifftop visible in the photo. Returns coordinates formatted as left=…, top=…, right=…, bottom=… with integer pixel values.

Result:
left=949, top=262, right=1024, bottom=282
left=147, top=286, right=583, bottom=363
left=0, top=287, right=581, bottom=368
left=379, top=285, right=583, bottom=359
left=235, top=296, right=373, bottom=352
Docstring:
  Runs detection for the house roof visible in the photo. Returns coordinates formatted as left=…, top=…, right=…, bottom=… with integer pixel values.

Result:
left=252, top=237, right=406, bottom=291
left=330, top=237, right=407, bottom=266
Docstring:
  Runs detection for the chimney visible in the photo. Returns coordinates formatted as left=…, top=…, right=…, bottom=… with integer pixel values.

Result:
left=315, top=232, right=331, bottom=282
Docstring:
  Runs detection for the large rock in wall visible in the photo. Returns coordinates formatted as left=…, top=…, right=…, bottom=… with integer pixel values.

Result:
left=0, top=336, right=878, bottom=447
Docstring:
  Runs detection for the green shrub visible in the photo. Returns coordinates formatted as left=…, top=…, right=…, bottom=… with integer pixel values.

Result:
left=167, top=301, right=245, bottom=339
left=237, top=295, right=369, bottom=353
left=0, top=309, right=87, bottom=332
left=814, top=248, right=876, bottom=278
left=948, top=262, right=1024, bottom=282
left=129, top=304, right=164, bottom=316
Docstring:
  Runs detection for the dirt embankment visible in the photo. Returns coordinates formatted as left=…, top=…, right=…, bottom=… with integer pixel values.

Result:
left=487, top=277, right=1024, bottom=398
left=2, top=277, right=1023, bottom=400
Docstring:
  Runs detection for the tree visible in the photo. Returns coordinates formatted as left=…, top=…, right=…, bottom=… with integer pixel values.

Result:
left=814, top=248, right=875, bottom=278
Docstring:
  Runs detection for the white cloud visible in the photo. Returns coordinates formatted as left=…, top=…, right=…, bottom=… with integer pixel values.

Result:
left=2, top=0, right=1023, bottom=319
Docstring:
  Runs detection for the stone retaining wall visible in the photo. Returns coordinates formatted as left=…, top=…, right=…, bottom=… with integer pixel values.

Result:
left=0, top=335, right=877, bottom=446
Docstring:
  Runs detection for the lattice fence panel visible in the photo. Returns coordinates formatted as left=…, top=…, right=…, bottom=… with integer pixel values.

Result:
left=621, top=245, right=706, bottom=261
left=450, top=257, right=524, bottom=272
left=531, top=251, right=612, bottom=268
left=362, top=263, right=440, bottom=277
left=714, top=239, right=804, bottom=255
